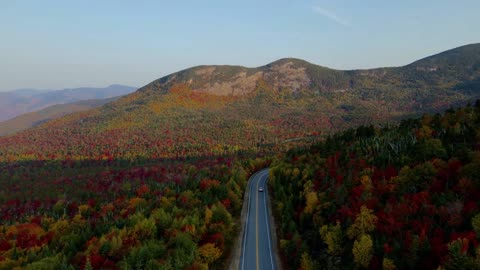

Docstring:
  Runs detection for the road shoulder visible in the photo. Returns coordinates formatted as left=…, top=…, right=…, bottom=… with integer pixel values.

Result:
left=227, top=170, right=256, bottom=269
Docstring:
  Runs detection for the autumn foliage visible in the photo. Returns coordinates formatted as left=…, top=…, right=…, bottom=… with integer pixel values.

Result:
left=0, top=72, right=479, bottom=269
left=270, top=102, right=480, bottom=269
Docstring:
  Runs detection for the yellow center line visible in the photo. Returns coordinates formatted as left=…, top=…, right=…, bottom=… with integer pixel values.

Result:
left=256, top=175, right=260, bottom=270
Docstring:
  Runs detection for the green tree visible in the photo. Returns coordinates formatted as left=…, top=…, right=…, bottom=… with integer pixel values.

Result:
left=171, top=233, right=197, bottom=269
left=416, top=138, right=447, bottom=161
left=443, top=238, right=478, bottom=270
left=472, top=214, right=480, bottom=237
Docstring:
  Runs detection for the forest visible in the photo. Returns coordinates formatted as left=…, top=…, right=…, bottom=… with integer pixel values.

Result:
left=269, top=101, right=480, bottom=269
left=0, top=137, right=270, bottom=269
left=0, top=48, right=479, bottom=268
left=1, top=94, right=480, bottom=269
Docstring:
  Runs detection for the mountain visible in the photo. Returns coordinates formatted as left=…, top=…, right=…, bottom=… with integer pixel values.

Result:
left=0, top=44, right=479, bottom=161
left=10, top=88, right=50, bottom=97
left=0, top=84, right=137, bottom=121
left=0, top=96, right=122, bottom=136
left=142, top=43, right=480, bottom=94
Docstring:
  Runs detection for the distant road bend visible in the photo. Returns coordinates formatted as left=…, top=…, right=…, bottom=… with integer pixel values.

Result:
left=240, top=169, right=277, bottom=270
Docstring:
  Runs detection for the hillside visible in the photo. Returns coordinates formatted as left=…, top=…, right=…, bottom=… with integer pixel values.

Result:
left=1, top=44, right=479, bottom=162
left=0, top=85, right=136, bottom=122
left=0, top=97, right=122, bottom=136
left=270, top=101, right=480, bottom=269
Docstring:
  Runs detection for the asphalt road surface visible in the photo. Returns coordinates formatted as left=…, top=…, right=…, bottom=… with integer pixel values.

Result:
left=240, top=169, right=276, bottom=270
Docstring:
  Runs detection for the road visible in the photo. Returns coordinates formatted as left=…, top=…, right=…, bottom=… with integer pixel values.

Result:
left=240, top=169, right=276, bottom=270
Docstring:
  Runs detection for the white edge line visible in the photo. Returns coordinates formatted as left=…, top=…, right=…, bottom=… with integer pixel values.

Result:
left=263, top=170, right=275, bottom=270
left=241, top=175, right=250, bottom=270
left=241, top=170, right=256, bottom=270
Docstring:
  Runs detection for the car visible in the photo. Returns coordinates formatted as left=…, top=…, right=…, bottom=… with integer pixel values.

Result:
left=258, top=187, right=264, bottom=192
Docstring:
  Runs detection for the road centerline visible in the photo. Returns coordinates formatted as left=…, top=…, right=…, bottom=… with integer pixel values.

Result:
left=256, top=175, right=260, bottom=270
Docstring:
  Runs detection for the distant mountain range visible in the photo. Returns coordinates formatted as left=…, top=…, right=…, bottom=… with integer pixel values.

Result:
left=0, top=84, right=136, bottom=122
left=0, top=44, right=479, bottom=159
left=0, top=96, right=123, bottom=136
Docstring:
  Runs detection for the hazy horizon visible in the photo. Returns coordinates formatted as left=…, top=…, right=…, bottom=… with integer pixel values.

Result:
left=1, top=0, right=479, bottom=92
left=2, top=84, right=138, bottom=93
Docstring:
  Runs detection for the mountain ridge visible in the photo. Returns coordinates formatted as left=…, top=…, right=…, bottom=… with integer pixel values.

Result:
left=135, top=43, right=480, bottom=97
left=0, top=44, right=479, bottom=161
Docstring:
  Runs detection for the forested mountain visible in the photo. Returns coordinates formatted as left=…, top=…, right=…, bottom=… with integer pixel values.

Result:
left=142, top=43, right=480, bottom=97
left=0, top=85, right=136, bottom=122
left=1, top=44, right=479, bottom=163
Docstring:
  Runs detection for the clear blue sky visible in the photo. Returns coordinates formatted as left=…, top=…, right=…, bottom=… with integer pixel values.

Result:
left=1, top=0, right=479, bottom=91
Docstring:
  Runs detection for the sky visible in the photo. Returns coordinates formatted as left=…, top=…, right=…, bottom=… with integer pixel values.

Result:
left=0, top=0, right=479, bottom=91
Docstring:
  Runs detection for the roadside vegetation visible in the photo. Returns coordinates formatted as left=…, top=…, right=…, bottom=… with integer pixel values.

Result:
left=270, top=101, right=480, bottom=269
left=0, top=153, right=269, bottom=269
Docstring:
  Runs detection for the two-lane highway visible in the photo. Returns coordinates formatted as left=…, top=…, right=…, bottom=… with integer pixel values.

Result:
left=240, top=169, right=276, bottom=270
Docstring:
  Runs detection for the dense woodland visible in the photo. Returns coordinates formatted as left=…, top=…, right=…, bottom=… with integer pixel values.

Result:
left=0, top=44, right=479, bottom=269
left=0, top=152, right=270, bottom=269
left=270, top=101, right=480, bottom=269
left=2, top=100, right=480, bottom=269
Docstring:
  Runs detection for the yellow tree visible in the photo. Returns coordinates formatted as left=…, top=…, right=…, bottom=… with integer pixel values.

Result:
left=303, top=180, right=318, bottom=215
left=304, top=191, right=319, bottom=215
left=319, top=222, right=343, bottom=256
left=353, top=234, right=373, bottom=268
left=383, top=258, right=396, bottom=270
left=299, top=252, right=314, bottom=270
left=198, top=243, right=222, bottom=265
left=347, top=206, right=377, bottom=239
left=204, top=207, right=213, bottom=227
